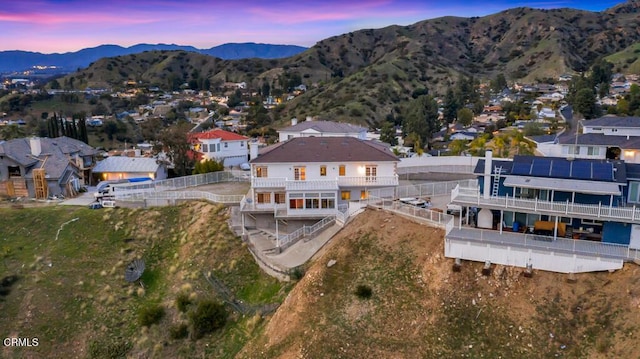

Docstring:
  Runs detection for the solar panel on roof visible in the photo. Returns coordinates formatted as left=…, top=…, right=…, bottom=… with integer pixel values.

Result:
left=511, top=161, right=532, bottom=175
left=550, top=160, right=571, bottom=178
left=592, top=163, right=613, bottom=181
left=531, top=158, right=552, bottom=177
left=571, top=161, right=593, bottom=180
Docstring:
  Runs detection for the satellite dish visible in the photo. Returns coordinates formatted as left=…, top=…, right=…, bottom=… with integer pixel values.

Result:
left=125, top=259, right=145, bottom=283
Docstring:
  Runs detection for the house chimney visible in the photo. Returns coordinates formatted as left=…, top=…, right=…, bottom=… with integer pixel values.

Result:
left=306, top=116, right=313, bottom=122
left=291, top=118, right=298, bottom=126
left=30, top=137, right=41, bottom=157
left=249, top=141, right=259, bottom=160
left=483, top=150, right=493, bottom=199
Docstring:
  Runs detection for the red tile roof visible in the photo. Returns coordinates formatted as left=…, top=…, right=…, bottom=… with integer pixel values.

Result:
left=189, top=128, right=249, bottom=141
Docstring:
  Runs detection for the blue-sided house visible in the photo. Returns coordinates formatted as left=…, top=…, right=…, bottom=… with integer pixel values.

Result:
left=446, top=150, right=640, bottom=273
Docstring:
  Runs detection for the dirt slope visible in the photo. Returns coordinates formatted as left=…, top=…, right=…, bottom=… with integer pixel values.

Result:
left=239, top=209, right=640, bottom=359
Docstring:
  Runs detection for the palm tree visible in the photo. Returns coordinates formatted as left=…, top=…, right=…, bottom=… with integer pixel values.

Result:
left=468, top=135, right=488, bottom=157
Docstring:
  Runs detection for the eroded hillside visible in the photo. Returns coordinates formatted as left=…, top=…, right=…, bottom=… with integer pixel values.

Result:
left=239, top=209, right=640, bottom=359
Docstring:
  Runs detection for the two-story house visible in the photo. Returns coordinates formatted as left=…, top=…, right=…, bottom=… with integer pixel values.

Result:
left=535, top=116, right=640, bottom=163
left=447, top=150, right=640, bottom=273
left=278, top=119, right=368, bottom=142
left=242, top=137, right=399, bottom=222
left=189, top=128, right=249, bottom=166
left=0, top=136, right=96, bottom=198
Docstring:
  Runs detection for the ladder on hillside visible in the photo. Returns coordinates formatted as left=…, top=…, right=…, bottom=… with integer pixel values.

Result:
left=492, top=166, right=503, bottom=197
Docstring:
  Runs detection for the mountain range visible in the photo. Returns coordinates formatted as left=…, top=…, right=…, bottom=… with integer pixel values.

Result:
left=0, top=43, right=308, bottom=73
left=35, top=1, right=640, bottom=127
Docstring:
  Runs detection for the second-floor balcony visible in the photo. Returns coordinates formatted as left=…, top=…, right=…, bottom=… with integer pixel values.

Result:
left=451, top=185, right=640, bottom=224
left=251, top=175, right=398, bottom=190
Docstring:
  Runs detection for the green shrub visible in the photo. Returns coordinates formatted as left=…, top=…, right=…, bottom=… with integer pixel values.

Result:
left=289, top=266, right=305, bottom=281
left=355, top=284, right=373, bottom=299
left=169, top=323, right=189, bottom=340
left=175, top=292, right=191, bottom=313
left=138, top=304, right=165, bottom=327
left=190, top=300, right=227, bottom=339
left=88, top=339, right=132, bottom=359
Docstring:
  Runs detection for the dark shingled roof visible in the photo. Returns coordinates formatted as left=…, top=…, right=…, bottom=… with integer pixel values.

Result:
left=279, top=120, right=367, bottom=133
left=251, top=137, right=398, bottom=163
left=0, top=136, right=96, bottom=180
left=583, top=116, right=640, bottom=128
left=556, top=132, right=640, bottom=149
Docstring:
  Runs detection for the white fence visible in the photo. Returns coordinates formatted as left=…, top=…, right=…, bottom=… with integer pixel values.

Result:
left=363, top=196, right=455, bottom=233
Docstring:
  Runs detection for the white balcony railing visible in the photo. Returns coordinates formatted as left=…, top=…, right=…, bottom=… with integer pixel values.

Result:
left=337, top=175, right=399, bottom=187
left=451, top=185, right=640, bottom=224
left=251, top=175, right=398, bottom=189
left=285, top=179, right=338, bottom=191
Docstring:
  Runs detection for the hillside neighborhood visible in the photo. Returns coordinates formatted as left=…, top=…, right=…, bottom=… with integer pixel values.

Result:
left=3, top=1, right=640, bottom=358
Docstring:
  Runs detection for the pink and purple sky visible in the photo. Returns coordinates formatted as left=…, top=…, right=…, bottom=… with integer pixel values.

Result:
left=0, top=0, right=626, bottom=53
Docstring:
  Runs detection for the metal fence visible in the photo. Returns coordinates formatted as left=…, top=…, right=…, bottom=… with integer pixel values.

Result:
left=121, top=190, right=244, bottom=205
left=366, top=179, right=476, bottom=202
left=112, top=170, right=249, bottom=197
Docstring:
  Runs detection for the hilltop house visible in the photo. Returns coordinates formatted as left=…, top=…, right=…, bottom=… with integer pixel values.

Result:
left=0, top=136, right=96, bottom=198
left=189, top=128, right=249, bottom=166
left=241, top=137, right=399, bottom=233
left=92, top=156, right=167, bottom=182
left=447, top=151, right=640, bottom=273
left=278, top=119, right=368, bottom=142
left=536, top=116, right=640, bottom=163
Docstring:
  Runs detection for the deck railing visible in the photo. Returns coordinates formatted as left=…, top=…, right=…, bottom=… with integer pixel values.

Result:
left=251, top=176, right=398, bottom=189
left=446, top=227, right=640, bottom=261
left=277, top=215, right=336, bottom=250
left=451, top=185, right=640, bottom=224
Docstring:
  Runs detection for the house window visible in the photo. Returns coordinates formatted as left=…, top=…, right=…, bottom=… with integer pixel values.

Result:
left=573, top=146, right=580, bottom=155
left=341, top=191, right=351, bottom=200
left=289, top=198, right=304, bottom=209
left=305, top=198, right=320, bottom=209
left=360, top=190, right=369, bottom=200
left=241, top=142, right=244, bottom=147
left=224, top=142, right=228, bottom=148
left=365, top=166, right=377, bottom=181
left=257, top=193, right=271, bottom=204
left=294, top=166, right=306, bottom=180
left=321, top=198, right=335, bottom=209
left=202, top=144, right=208, bottom=152
left=320, top=166, right=327, bottom=176
left=8, top=166, right=20, bottom=177
left=217, top=143, right=220, bottom=152
left=339, top=165, right=346, bottom=176
left=274, top=193, right=286, bottom=204
left=256, top=166, right=268, bottom=177
left=587, top=147, right=599, bottom=156
left=629, top=182, right=640, bottom=203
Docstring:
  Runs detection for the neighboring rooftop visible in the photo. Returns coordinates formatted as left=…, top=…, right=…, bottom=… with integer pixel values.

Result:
left=189, top=128, right=249, bottom=141
left=280, top=120, right=367, bottom=133
left=251, top=137, right=399, bottom=163
left=93, top=156, right=161, bottom=173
